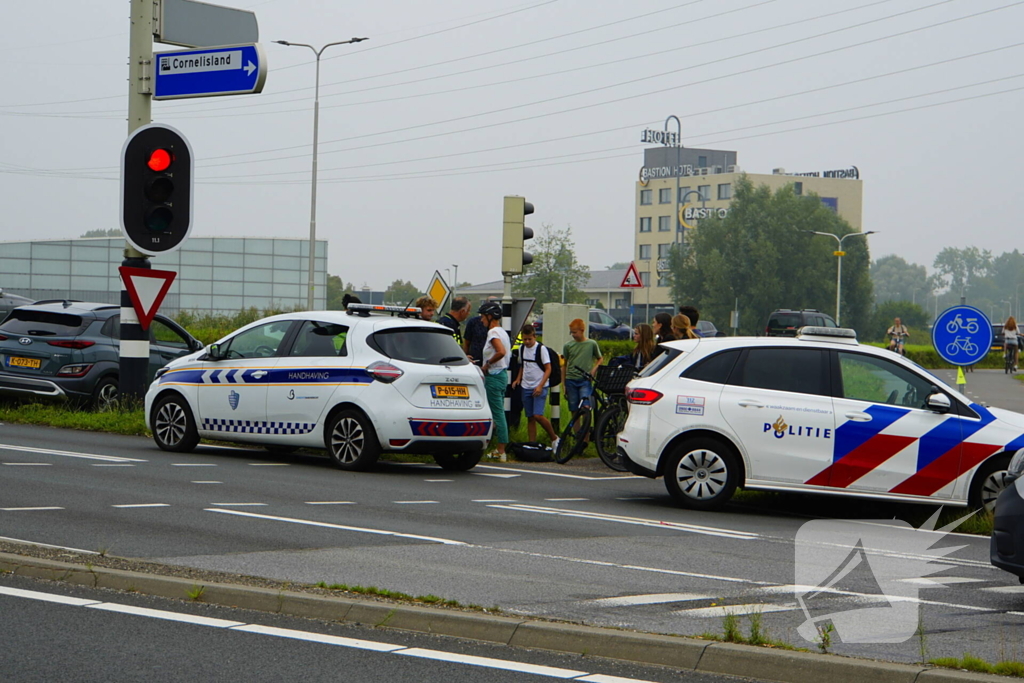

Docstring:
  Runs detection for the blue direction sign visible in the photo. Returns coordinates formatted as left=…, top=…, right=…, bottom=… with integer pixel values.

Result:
left=154, top=43, right=266, bottom=100
left=932, top=305, right=993, bottom=366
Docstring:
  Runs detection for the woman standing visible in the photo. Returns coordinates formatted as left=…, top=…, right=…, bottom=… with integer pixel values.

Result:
left=653, top=312, right=677, bottom=344
left=478, top=301, right=510, bottom=460
left=631, top=323, right=657, bottom=370
left=671, top=313, right=699, bottom=340
left=1005, top=316, right=1019, bottom=372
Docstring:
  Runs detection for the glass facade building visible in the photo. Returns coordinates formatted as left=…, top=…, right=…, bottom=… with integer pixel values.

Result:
left=0, top=237, right=327, bottom=314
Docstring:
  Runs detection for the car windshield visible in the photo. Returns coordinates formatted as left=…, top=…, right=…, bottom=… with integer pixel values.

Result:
left=0, top=310, right=86, bottom=336
left=369, top=328, right=469, bottom=365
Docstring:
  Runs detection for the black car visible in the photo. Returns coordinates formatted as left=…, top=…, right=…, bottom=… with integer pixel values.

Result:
left=588, top=308, right=630, bottom=340
left=992, top=450, right=1024, bottom=582
left=765, top=308, right=838, bottom=336
left=0, top=301, right=202, bottom=408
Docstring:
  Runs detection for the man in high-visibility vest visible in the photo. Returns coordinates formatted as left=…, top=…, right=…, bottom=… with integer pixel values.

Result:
left=437, top=296, right=471, bottom=345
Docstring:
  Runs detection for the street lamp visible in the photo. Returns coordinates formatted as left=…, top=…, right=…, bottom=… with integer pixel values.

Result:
left=803, top=230, right=877, bottom=326
left=275, top=37, right=368, bottom=310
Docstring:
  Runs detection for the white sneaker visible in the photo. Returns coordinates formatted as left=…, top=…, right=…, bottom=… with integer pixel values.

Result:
left=551, top=438, right=560, bottom=452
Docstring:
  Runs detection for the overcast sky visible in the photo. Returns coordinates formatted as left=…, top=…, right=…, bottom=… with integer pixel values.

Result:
left=2, top=0, right=1022, bottom=292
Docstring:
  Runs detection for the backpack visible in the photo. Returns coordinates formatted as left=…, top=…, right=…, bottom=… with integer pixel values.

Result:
left=507, top=442, right=553, bottom=463
left=520, top=342, right=561, bottom=386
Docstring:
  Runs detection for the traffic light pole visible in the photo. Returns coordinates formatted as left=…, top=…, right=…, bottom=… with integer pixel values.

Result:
left=122, top=0, right=155, bottom=405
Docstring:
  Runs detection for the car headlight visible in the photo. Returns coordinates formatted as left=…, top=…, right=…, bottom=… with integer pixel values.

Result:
left=1007, top=448, right=1024, bottom=481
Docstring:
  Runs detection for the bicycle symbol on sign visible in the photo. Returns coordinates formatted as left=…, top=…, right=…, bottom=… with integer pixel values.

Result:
left=946, top=315, right=980, bottom=334
left=946, top=336, right=979, bottom=357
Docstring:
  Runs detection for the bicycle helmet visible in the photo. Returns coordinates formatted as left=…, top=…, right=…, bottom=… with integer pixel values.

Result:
left=479, top=301, right=502, bottom=319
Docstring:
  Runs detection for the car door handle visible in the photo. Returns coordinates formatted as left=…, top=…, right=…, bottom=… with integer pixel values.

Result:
left=737, top=400, right=765, bottom=408
left=844, top=412, right=872, bottom=422
left=252, top=370, right=268, bottom=378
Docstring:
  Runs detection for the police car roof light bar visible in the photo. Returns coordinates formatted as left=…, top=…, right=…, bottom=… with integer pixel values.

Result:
left=798, top=326, right=858, bottom=343
left=346, top=303, right=422, bottom=318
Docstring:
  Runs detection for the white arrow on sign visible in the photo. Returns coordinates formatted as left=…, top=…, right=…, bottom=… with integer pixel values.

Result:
left=245, top=60, right=256, bottom=76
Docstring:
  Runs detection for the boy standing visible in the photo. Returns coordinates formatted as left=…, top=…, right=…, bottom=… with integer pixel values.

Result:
left=562, top=318, right=603, bottom=412
left=512, top=325, right=558, bottom=448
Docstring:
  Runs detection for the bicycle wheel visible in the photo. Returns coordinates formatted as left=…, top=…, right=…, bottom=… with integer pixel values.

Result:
left=595, top=402, right=629, bottom=472
left=554, top=409, right=591, bottom=464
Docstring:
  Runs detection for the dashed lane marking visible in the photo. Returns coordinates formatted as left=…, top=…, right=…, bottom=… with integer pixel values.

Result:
left=172, top=463, right=218, bottom=467
left=900, top=577, right=988, bottom=586
left=0, top=507, right=63, bottom=511
left=586, top=593, right=715, bottom=607
left=394, top=501, right=439, bottom=505
left=210, top=503, right=268, bottom=507
left=982, top=586, right=1024, bottom=594
left=3, top=462, right=52, bottom=466
left=424, top=479, right=453, bottom=483
left=0, top=443, right=145, bottom=463
left=475, top=464, right=636, bottom=481
left=472, top=499, right=517, bottom=503
left=91, top=464, right=135, bottom=467
left=112, top=504, right=170, bottom=509
left=472, top=473, right=520, bottom=479
left=615, top=497, right=653, bottom=501
left=205, top=508, right=466, bottom=545
left=305, top=501, right=355, bottom=505
left=191, top=481, right=222, bottom=484
left=545, top=498, right=589, bottom=502
left=248, top=463, right=290, bottom=467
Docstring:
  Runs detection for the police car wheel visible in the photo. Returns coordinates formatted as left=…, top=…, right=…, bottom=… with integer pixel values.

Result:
left=664, top=438, right=739, bottom=511
left=969, top=453, right=1012, bottom=511
left=152, top=394, right=199, bottom=453
left=326, top=409, right=380, bottom=471
left=434, top=450, right=483, bottom=471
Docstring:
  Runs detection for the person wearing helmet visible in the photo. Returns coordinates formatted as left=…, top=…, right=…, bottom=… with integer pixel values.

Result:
left=479, top=301, right=510, bottom=460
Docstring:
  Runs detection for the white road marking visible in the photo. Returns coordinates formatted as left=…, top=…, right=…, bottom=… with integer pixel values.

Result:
left=587, top=593, right=714, bottom=607
left=305, top=501, right=355, bottom=505
left=758, top=584, right=1002, bottom=613
left=674, top=603, right=798, bottom=618
left=424, top=479, right=452, bottom=483
left=205, top=509, right=466, bottom=545
left=191, top=481, right=222, bottom=484
left=112, top=504, right=170, bottom=509
left=476, top=464, right=635, bottom=481
left=982, top=585, right=1024, bottom=594
left=900, top=577, right=987, bottom=586
left=248, top=463, right=290, bottom=467
left=472, top=499, right=517, bottom=503
left=91, top=464, right=135, bottom=467
left=0, top=536, right=98, bottom=554
left=545, top=497, right=589, bottom=502
left=0, top=587, right=662, bottom=682
left=489, top=504, right=759, bottom=540
left=615, top=497, right=653, bottom=501
left=172, top=463, right=217, bottom=467
left=0, top=443, right=145, bottom=463
left=210, top=503, right=268, bottom=507
left=396, top=648, right=586, bottom=678
left=472, top=473, right=520, bottom=479
left=88, top=602, right=245, bottom=628
left=394, top=501, right=439, bottom=505
left=3, top=462, right=51, bottom=466
left=0, top=507, right=63, bottom=511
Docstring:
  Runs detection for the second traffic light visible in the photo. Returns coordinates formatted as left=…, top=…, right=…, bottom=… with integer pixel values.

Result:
left=121, top=123, right=193, bottom=256
left=501, top=195, right=534, bottom=276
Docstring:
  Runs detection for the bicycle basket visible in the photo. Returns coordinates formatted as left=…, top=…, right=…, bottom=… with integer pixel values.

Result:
left=595, top=365, right=635, bottom=394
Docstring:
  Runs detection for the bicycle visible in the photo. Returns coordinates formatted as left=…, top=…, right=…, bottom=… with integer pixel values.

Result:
left=888, top=336, right=906, bottom=356
left=1006, top=343, right=1017, bottom=374
left=553, top=366, right=634, bottom=471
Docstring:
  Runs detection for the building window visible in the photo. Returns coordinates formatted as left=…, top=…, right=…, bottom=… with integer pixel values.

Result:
left=698, top=185, right=711, bottom=201
left=678, top=186, right=691, bottom=203
left=639, top=217, right=651, bottom=233
left=639, top=244, right=652, bottom=260
left=640, top=189, right=652, bottom=205
left=794, top=181, right=803, bottom=196
left=698, top=155, right=708, bottom=167
left=657, top=274, right=669, bottom=288
left=718, top=183, right=732, bottom=200
left=658, top=243, right=672, bottom=258
left=658, top=215, right=671, bottom=232
left=659, top=188, right=672, bottom=204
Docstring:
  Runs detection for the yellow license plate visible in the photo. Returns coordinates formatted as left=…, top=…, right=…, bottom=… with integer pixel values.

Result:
left=431, top=384, right=469, bottom=399
left=8, top=356, right=41, bottom=369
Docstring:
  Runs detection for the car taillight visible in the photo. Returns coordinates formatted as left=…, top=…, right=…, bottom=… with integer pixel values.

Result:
left=627, top=388, right=663, bottom=405
left=0, top=334, right=6, bottom=341
left=48, top=340, right=95, bottom=349
left=367, top=360, right=404, bottom=383
left=57, top=363, right=93, bottom=377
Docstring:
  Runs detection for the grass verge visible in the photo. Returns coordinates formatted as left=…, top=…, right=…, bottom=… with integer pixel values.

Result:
left=930, top=654, right=1024, bottom=677
left=0, top=400, right=148, bottom=437
left=312, top=582, right=494, bottom=612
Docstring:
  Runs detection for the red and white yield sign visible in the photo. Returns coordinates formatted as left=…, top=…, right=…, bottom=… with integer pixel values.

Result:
left=118, top=267, right=177, bottom=330
left=620, top=262, right=644, bottom=288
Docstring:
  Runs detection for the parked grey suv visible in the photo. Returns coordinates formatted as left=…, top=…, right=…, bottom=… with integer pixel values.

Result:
left=0, top=301, right=201, bottom=408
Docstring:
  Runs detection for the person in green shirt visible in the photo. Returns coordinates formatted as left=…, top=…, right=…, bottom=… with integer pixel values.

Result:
left=562, top=317, right=603, bottom=412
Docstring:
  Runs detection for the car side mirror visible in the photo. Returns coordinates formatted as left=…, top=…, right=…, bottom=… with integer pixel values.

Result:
left=925, top=388, right=951, bottom=414
left=206, top=343, right=224, bottom=361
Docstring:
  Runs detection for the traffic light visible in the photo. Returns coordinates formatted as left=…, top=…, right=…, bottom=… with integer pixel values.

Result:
left=120, top=123, right=193, bottom=256
left=501, top=195, right=534, bottom=275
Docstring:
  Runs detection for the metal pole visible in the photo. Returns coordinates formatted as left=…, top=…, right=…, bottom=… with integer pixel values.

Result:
left=306, top=51, right=321, bottom=310
left=452, top=264, right=458, bottom=302
left=121, top=0, right=155, bottom=405
left=835, top=246, right=843, bottom=327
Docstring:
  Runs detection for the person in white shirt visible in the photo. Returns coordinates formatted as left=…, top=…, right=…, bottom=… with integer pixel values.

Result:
left=479, top=301, right=510, bottom=459
left=1005, top=316, right=1019, bottom=371
left=512, top=324, right=558, bottom=448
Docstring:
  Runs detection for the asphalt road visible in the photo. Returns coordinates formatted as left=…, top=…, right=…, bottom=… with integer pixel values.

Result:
left=1, top=573, right=734, bottom=683
left=2, top=370, right=1024, bottom=667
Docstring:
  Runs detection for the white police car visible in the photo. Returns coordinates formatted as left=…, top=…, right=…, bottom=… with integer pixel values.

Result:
left=618, top=327, right=1024, bottom=511
left=145, top=304, right=491, bottom=471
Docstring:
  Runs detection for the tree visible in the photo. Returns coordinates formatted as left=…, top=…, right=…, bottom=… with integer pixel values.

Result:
left=667, top=177, right=873, bottom=334
left=932, top=246, right=992, bottom=296
left=515, top=224, right=590, bottom=306
left=605, top=262, right=630, bottom=270
left=384, top=279, right=420, bottom=305
left=870, top=255, right=931, bottom=305
left=326, top=274, right=356, bottom=309
left=80, top=228, right=121, bottom=238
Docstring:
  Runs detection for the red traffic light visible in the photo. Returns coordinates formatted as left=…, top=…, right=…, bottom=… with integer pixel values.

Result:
left=147, top=149, right=173, bottom=172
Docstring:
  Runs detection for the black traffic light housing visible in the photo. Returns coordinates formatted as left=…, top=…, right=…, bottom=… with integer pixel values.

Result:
left=121, top=123, right=193, bottom=255
left=501, top=195, right=535, bottom=276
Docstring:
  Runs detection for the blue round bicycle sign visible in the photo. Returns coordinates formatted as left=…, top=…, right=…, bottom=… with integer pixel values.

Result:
left=932, top=305, right=992, bottom=366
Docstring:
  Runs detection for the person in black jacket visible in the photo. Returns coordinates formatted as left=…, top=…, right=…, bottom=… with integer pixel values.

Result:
left=436, top=296, right=470, bottom=346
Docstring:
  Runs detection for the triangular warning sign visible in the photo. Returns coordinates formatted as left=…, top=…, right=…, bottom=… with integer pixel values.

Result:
left=119, top=266, right=176, bottom=331
left=956, top=366, right=966, bottom=385
left=620, top=262, right=644, bottom=288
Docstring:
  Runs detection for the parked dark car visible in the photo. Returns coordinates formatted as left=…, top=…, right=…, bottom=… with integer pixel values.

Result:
left=992, top=323, right=1022, bottom=351
left=0, top=288, right=34, bottom=321
left=765, top=308, right=838, bottom=336
left=695, top=320, right=726, bottom=337
left=991, top=450, right=1024, bottom=581
left=0, top=301, right=202, bottom=408
left=588, top=308, right=630, bottom=340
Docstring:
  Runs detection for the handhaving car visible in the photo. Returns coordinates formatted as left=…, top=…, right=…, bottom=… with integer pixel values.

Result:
left=145, top=304, right=492, bottom=472
left=617, top=326, right=1024, bottom=511
left=765, top=308, right=838, bottom=336
left=0, top=301, right=201, bottom=408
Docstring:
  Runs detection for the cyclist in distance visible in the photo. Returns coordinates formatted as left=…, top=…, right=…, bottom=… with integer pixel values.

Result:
left=887, top=317, right=909, bottom=355
left=1005, top=315, right=1019, bottom=372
